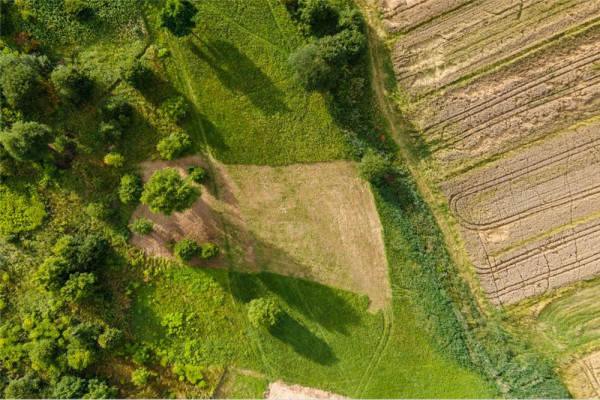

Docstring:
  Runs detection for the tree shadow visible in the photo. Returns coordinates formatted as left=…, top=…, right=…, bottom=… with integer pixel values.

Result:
left=269, top=312, right=338, bottom=366
left=187, top=39, right=289, bottom=116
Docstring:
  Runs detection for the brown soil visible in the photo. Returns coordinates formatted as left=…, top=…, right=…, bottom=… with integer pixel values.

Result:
left=390, top=0, right=600, bottom=95
left=564, top=352, right=600, bottom=398
left=131, top=158, right=390, bottom=310
left=378, top=0, right=470, bottom=33
left=265, top=381, right=347, bottom=399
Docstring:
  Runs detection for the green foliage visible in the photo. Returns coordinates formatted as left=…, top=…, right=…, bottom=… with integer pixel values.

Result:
left=83, top=379, right=117, bottom=399
left=98, top=121, right=122, bottom=143
left=288, top=42, right=338, bottom=92
left=66, top=345, right=95, bottom=371
left=0, top=184, right=46, bottom=235
left=172, top=363, right=206, bottom=386
left=101, top=95, right=133, bottom=127
left=141, top=168, right=200, bottom=215
left=4, top=373, right=42, bottom=399
left=119, top=173, right=143, bottom=204
left=247, top=298, right=282, bottom=328
left=157, top=131, right=191, bottom=160
left=159, top=95, right=187, bottom=123
left=51, top=65, right=93, bottom=104
left=53, top=135, right=72, bottom=154
left=298, top=0, right=339, bottom=37
left=60, top=272, right=97, bottom=303
left=121, top=59, right=154, bottom=90
left=103, top=152, right=125, bottom=167
left=160, top=312, right=185, bottom=336
left=318, top=28, right=366, bottom=66
left=173, top=238, right=199, bottom=262
left=0, top=121, right=52, bottom=162
left=200, top=242, right=219, bottom=260
left=130, top=217, right=154, bottom=235
left=358, top=149, right=390, bottom=184
left=186, top=165, right=206, bottom=183
left=52, top=376, right=87, bottom=399
left=131, top=367, right=152, bottom=387
left=159, top=0, right=198, bottom=37
left=63, top=0, right=94, bottom=21
left=0, top=55, right=42, bottom=109
left=98, top=327, right=125, bottom=351
left=86, top=201, right=112, bottom=221
left=28, top=338, right=60, bottom=374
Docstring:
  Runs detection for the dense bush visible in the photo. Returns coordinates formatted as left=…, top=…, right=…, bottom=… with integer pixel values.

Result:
left=86, top=201, right=112, bottom=221
left=0, top=184, right=47, bottom=235
left=0, top=121, right=52, bottom=162
left=84, top=379, right=117, bottom=399
left=121, top=59, right=153, bottom=90
left=0, top=55, right=43, bottom=109
left=159, top=95, right=187, bottom=123
left=157, top=131, right=191, bottom=160
left=159, top=0, right=198, bottom=37
left=119, top=174, right=142, bottom=204
left=174, top=238, right=199, bottom=261
left=247, top=298, right=282, bottom=328
left=66, top=345, right=96, bottom=371
left=130, top=217, right=153, bottom=235
left=288, top=42, right=337, bottom=92
left=64, top=0, right=94, bottom=21
left=141, top=168, right=200, bottom=215
left=358, top=149, right=390, bottom=184
left=98, top=121, right=122, bottom=142
left=318, top=28, right=366, bottom=66
left=101, top=96, right=133, bottom=127
left=172, top=363, right=206, bottom=386
left=131, top=368, right=152, bottom=387
left=103, top=152, right=124, bottom=167
left=4, top=373, right=42, bottom=399
left=51, top=65, right=93, bottom=104
left=98, top=328, right=124, bottom=351
left=298, top=0, right=339, bottom=37
left=52, top=376, right=87, bottom=399
left=60, top=272, right=97, bottom=303
left=187, top=165, right=206, bottom=183
left=200, top=242, right=219, bottom=260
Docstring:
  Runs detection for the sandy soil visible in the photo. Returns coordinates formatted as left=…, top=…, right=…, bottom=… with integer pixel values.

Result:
left=265, top=381, right=347, bottom=399
left=564, top=352, right=600, bottom=398
left=378, top=0, right=470, bottom=33
left=130, top=158, right=390, bottom=310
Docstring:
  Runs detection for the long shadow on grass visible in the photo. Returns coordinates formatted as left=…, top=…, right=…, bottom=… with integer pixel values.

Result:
left=187, top=39, right=289, bottom=116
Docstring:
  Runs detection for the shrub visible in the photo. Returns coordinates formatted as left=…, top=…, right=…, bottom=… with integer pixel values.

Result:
left=157, top=131, right=191, bottom=160
left=160, top=0, right=198, bottom=37
left=51, top=65, right=93, bottom=104
left=66, top=345, right=95, bottom=371
left=98, top=327, right=124, bottom=351
left=186, top=165, right=206, bottom=183
left=86, top=201, right=112, bottom=221
left=141, top=168, right=200, bottom=215
left=64, top=0, right=94, bottom=21
left=159, top=95, right=187, bottom=123
left=60, top=272, right=97, bottom=303
left=172, top=363, right=206, bottom=386
left=52, top=376, right=87, bottom=399
left=101, top=96, right=133, bottom=127
left=67, top=322, right=102, bottom=348
left=53, top=135, right=72, bottom=154
left=200, top=242, right=219, bottom=260
left=119, top=174, right=142, bottom=204
left=247, top=298, right=282, bottom=328
left=37, top=256, right=72, bottom=292
left=103, top=152, right=124, bottom=167
left=358, top=149, right=391, bottom=184
left=130, top=218, right=153, bottom=235
left=98, top=121, right=122, bottom=142
left=0, top=184, right=47, bottom=235
left=298, top=0, right=339, bottom=37
left=28, top=338, right=58, bottom=372
left=4, top=373, right=42, bottom=399
left=0, top=57, right=41, bottom=109
left=84, top=379, right=117, bottom=399
left=319, top=28, right=366, bottom=66
left=0, top=121, right=51, bottom=162
left=161, top=312, right=184, bottom=336
left=338, top=7, right=365, bottom=32
left=174, top=238, right=199, bottom=261
left=131, top=368, right=152, bottom=387
left=289, top=42, right=338, bottom=92
left=121, top=59, right=153, bottom=90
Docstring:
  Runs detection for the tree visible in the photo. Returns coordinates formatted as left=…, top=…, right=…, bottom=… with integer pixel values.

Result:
left=159, top=95, right=187, bottom=123
left=157, top=131, right=191, bottom=160
left=60, top=272, right=97, bottom=303
left=187, top=165, right=206, bottom=183
left=101, top=95, right=133, bottom=127
left=28, top=338, right=59, bottom=373
left=159, top=0, right=198, bottom=37
left=173, top=238, right=199, bottom=262
left=52, top=376, right=87, bottom=399
left=67, top=322, right=102, bottom=349
left=200, top=242, right=219, bottom=260
left=119, top=174, right=142, bottom=204
left=4, top=373, right=42, bottom=399
left=98, top=327, right=124, bottom=351
left=84, top=379, right=117, bottom=399
left=103, top=152, right=124, bottom=167
left=0, top=121, right=51, bottom=162
left=51, top=65, right=93, bottom=104
left=298, top=0, right=340, bottom=37
left=289, top=42, right=338, bottom=92
left=64, top=0, right=94, bottom=21
left=37, top=256, right=72, bottom=293
left=141, top=168, right=200, bottom=215
left=247, top=298, right=282, bottom=328
left=130, top=218, right=153, bottom=235
left=131, top=367, right=152, bottom=387
left=0, top=58, right=41, bottom=109
left=66, top=345, right=95, bottom=371
left=121, top=59, right=153, bottom=90
left=358, top=149, right=391, bottom=184
left=318, top=28, right=366, bottom=66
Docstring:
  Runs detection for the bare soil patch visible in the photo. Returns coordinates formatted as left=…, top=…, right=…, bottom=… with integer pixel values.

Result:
left=390, top=0, right=600, bottom=95
left=378, top=0, right=470, bottom=33
left=131, top=159, right=390, bottom=310
left=265, top=381, right=347, bottom=399
left=564, top=352, right=600, bottom=398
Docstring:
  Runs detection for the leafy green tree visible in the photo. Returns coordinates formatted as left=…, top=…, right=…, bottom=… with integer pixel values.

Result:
left=159, top=95, right=187, bottom=123
left=159, top=0, right=198, bottom=37
left=299, top=0, right=339, bottom=37
left=187, top=165, right=206, bottom=183
left=338, top=7, right=365, bottom=31
left=121, top=59, right=153, bottom=90
left=247, top=298, right=282, bottom=328
left=101, top=95, right=133, bottom=127
left=200, top=242, right=219, bottom=260
left=66, top=322, right=102, bottom=349
left=52, top=376, right=87, bottom=399
left=0, top=121, right=51, bottom=162
left=0, top=58, right=41, bottom=109
left=289, top=42, right=338, bottom=92
left=318, top=28, right=366, bottom=66
left=157, top=131, right=191, bottom=160
left=119, top=173, right=142, bottom=204
left=174, top=238, right=199, bottom=262
left=60, top=272, right=97, bottom=303
left=131, top=367, right=152, bottom=387
left=358, top=149, right=391, bottom=184
left=66, top=345, right=95, bottom=371
left=84, top=379, right=117, bottom=399
left=28, top=338, right=59, bottom=373
left=98, top=327, right=124, bottom=351
left=4, top=373, right=42, bottom=399
left=130, top=217, right=153, bottom=235
left=141, top=168, right=200, bottom=215
left=51, top=65, right=93, bottom=104
left=75, top=235, right=109, bottom=271
left=37, top=256, right=72, bottom=293
left=103, top=152, right=124, bottom=167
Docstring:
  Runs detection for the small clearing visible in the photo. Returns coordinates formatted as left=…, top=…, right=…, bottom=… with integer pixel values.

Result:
left=265, top=381, right=347, bottom=399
